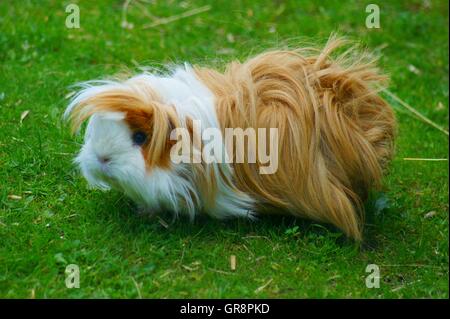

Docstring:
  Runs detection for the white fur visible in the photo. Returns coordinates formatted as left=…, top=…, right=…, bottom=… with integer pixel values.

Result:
left=68, top=65, right=255, bottom=220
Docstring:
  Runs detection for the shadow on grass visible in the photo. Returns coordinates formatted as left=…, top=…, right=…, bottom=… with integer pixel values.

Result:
left=88, top=190, right=391, bottom=249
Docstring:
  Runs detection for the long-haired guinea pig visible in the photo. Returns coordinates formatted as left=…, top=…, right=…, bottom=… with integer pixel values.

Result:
left=65, top=35, right=396, bottom=240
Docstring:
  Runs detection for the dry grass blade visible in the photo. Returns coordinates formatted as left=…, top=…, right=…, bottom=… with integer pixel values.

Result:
left=383, top=89, right=449, bottom=136
left=381, top=264, right=443, bottom=268
left=230, top=255, right=236, bottom=271
left=121, top=0, right=132, bottom=22
left=424, top=211, right=437, bottom=218
left=403, top=158, right=448, bottom=161
left=142, top=5, right=211, bottom=29
left=209, top=268, right=233, bottom=275
left=131, top=276, right=142, bottom=299
left=254, top=278, right=273, bottom=293
left=20, top=110, right=30, bottom=124
left=157, top=216, right=169, bottom=228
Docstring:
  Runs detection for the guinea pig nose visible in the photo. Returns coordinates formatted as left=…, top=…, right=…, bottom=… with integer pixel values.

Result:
left=98, top=155, right=111, bottom=164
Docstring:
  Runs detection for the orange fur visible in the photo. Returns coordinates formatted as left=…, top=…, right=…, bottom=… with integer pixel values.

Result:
left=195, top=36, right=396, bottom=240
left=67, top=35, right=396, bottom=240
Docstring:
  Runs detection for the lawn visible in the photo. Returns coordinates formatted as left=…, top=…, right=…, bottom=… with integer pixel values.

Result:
left=0, top=0, right=448, bottom=298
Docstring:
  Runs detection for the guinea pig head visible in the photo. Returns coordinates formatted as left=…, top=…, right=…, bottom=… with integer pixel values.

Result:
left=64, top=79, right=179, bottom=195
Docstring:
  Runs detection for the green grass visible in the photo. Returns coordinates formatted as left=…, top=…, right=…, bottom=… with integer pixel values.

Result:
left=0, top=0, right=448, bottom=298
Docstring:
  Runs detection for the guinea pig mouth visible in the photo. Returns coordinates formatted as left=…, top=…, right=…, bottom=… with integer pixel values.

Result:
left=99, top=163, right=112, bottom=176
left=98, top=167, right=117, bottom=183
left=89, top=161, right=115, bottom=182
left=90, top=168, right=119, bottom=191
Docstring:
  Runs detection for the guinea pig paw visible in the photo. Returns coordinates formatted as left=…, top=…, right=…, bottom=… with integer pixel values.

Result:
left=246, top=210, right=259, bottom=220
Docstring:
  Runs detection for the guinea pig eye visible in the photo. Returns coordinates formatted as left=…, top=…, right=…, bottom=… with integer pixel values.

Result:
left=132, top=131, right=147, bottom=146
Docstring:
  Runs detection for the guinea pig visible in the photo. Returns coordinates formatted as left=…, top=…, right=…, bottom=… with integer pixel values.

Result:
left=65, top=35, right=396, bottom=240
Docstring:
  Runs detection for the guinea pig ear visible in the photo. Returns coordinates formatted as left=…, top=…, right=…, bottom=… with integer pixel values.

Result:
left=125, top=103, right=180, bottom=169
left=153, top=105, right=181, bottom=168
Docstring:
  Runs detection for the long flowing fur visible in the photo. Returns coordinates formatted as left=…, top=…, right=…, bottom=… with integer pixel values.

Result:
left=66, top=35, right=396, bottom=240
left=194, top=36, right=396, bottom=240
